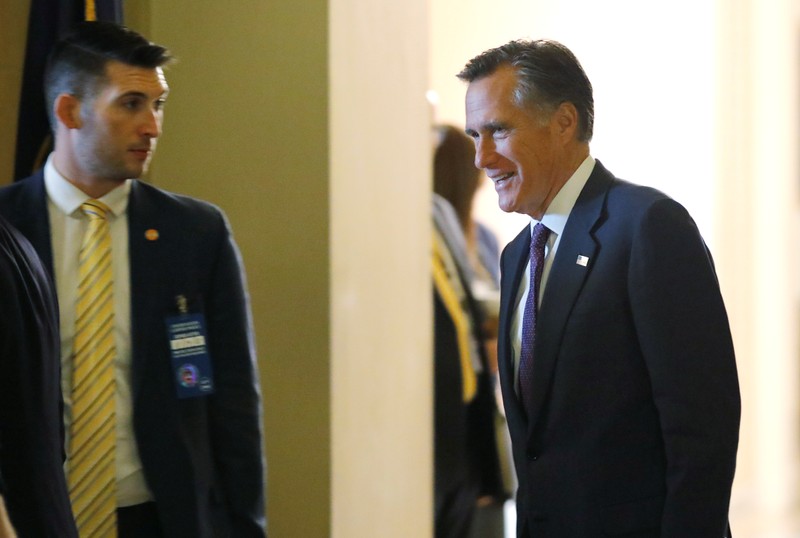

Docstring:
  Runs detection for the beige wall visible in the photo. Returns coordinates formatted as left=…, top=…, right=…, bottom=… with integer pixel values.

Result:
left=139, top=2, right=334, bottom=536
left=0, top=0, right=30, bottom=184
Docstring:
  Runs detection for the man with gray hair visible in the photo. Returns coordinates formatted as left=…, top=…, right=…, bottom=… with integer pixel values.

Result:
left=459, top=39, right=739, bottom=537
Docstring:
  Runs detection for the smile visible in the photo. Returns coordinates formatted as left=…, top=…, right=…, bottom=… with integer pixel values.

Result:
left=490, top=172, right=515, bottom=187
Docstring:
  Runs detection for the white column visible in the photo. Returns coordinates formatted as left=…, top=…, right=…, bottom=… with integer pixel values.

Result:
left=330, top=0, right=432, bottom=536
left=750, top=0, right=800, bottom=517
left=717, top=0, right=800, bottom=531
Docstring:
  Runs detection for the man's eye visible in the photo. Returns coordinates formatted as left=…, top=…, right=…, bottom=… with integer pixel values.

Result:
left=154, top=99, right=167, bottom=111
left=122, top=99, right=142, bottom=110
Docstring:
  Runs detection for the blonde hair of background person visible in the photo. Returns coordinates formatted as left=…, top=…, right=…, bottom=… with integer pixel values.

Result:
left=434, top=124, right=502, bottom=349
left=433, top=125, right=495, bottom=278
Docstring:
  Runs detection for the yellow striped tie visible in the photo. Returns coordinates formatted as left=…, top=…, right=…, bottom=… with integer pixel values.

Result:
left=69, top=199, right=117, bottom=537
left=432, top=230, right=478, bottom=402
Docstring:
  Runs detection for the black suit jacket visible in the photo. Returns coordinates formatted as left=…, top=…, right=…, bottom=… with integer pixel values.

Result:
left=434, top=286, right=502, bottom=538
left=0, top=215, right=78, bottom=537
left=0, top=171, right=266, bottom=537
left=498, top=161, right=739, bottom=537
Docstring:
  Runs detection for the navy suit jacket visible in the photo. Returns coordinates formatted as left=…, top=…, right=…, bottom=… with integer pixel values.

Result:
left=433, top=276, right=503, bottom=538
left=498, top=161, right=739, bottom=537
left=0, top=215, right=78, bottom=538
left=0, top=171, right=266, bottom=537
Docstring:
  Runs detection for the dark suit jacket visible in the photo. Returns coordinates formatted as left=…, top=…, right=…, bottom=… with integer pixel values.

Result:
left=434, top=286, right=503, bottom=538
left=0, top=171, right=266, bottom=537
left=498, top=161, right=740, bottom=537
left=0, top=215, right=78, bottom=537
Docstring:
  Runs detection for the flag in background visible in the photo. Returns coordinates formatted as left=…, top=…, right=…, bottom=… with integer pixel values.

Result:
left=14, top=0, right=123, bottom=181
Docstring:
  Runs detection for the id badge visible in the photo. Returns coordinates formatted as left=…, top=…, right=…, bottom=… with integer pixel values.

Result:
left=166, top=309, right=215, bottom=399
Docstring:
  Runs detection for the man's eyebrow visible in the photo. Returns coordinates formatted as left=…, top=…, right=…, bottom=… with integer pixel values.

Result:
left=484, top=120, right=508, bottom=131
left=465, top=120, right=508, bottom=136
left=117, top=89, right=170, bottom=100
left=117, top=90, right=148, bottom=99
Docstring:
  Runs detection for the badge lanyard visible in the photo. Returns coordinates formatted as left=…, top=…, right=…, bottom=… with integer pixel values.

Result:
left=165, top=295, right=215, bottom=398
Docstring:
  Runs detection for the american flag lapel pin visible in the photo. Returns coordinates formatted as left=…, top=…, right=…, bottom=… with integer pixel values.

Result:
left=576, top=255, right=589, bottom=267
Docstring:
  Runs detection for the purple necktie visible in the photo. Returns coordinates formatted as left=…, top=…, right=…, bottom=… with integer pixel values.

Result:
left=519, top=222, right=550, bottom=415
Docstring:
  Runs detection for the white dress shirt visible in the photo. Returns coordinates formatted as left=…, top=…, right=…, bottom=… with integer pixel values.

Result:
left=44, top=157, right=153, bottom=507
left=510, top=155, right=595, bottom=392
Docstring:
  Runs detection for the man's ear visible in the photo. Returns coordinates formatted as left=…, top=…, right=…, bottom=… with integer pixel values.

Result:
left=553, top=101, right=579, bottom=142
left=54, top=93, right=82, bottom=129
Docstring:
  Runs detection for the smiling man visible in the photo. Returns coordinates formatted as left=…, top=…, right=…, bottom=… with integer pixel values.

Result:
left=0, top=22, right=265, bottom=537
left=459, top=40, right=740, bottom=537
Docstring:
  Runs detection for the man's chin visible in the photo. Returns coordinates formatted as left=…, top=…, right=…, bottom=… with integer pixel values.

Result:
left=123, top=164, right=146, bottom=180
left=498, top=200, right=516, bottom=214
left=126, top=157, right=153, bottom=179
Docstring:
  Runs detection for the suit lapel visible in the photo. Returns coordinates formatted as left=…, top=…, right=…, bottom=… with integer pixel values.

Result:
left=126, top=181, right=161, bottom=394
left=525, top=162, right=614, bottom=436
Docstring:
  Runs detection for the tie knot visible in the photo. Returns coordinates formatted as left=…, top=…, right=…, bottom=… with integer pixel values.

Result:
left=531, top=222, right=550, bottom=252
left=81, top=199, right=111, bottom=221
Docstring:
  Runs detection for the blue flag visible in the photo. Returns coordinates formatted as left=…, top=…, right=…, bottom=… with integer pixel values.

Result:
left=14, top=0, right=123, bottom=181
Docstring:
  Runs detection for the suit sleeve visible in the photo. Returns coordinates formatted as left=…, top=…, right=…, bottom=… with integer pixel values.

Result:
left=0, top=223, right=78, bottom=538
left=205, top=210, right=267, bottom=536
left=628, top=198, right=740, bottom=537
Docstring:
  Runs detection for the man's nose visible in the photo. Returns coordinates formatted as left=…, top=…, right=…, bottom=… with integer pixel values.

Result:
left=141, top=109, right=162, bottom=138
left=474, top=137, right=496, bottom=169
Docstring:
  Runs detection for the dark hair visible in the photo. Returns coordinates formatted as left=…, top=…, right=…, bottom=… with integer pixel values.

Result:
left=44, top=21, right=173, bottom=129
left=457, top=39, right=594, bottom=142
left=433, top=125, right=481, bottom=233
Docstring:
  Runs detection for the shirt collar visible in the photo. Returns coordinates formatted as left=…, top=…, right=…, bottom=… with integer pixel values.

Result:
left=530, top=155, right=595, bottom=239
left=44, top=155, right=132, bottom=219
